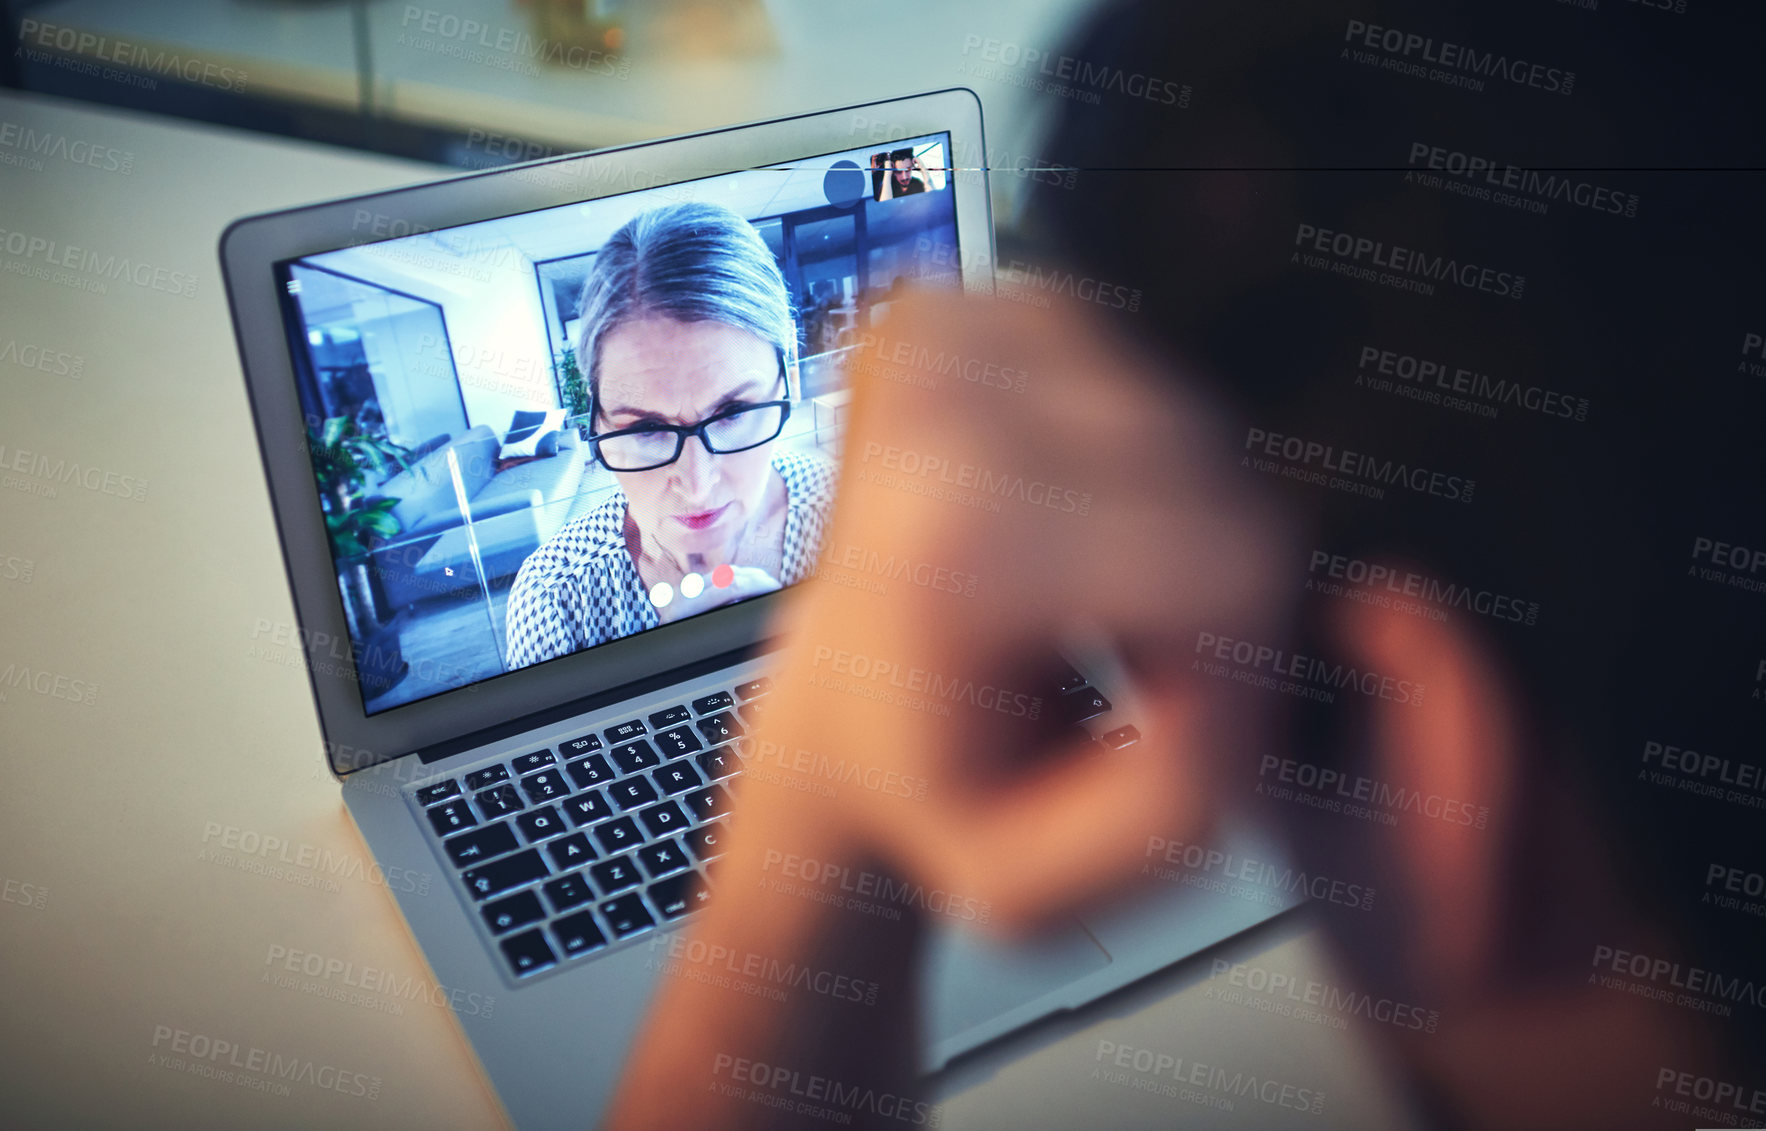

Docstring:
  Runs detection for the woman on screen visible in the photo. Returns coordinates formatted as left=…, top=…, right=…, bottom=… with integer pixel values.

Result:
left=503, top=201, right=836, bottom=670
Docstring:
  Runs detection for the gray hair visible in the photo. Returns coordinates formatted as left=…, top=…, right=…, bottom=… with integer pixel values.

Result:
left=574, top=201, right=797, bottom=420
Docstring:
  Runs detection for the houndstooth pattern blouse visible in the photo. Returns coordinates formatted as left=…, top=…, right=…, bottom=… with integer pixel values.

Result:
left=503, top=448, right=838, bottom=670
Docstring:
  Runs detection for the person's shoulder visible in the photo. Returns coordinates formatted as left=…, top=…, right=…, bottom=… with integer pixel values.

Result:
left=509, top=493, right=629, bottom=598
left=773, top=448, right=839, bottom=509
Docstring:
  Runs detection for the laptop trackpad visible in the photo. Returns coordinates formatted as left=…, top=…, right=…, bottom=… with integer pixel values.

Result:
left=921, top=917, right=1111, bottom=1044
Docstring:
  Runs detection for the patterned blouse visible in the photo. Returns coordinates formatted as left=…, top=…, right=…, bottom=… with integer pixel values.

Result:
left=503, top=449, right=838, bottom=670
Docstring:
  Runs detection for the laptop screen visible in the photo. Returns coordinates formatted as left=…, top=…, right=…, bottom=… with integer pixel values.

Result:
left=272, top=134, right=962, bottom=716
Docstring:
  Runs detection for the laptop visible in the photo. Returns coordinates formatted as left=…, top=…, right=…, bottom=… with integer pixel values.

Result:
left=219, top=89, right=1297, bottom=1129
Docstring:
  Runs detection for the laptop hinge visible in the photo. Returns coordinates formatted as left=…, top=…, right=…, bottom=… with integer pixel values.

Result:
left=411, top=640, right=773, bottom=765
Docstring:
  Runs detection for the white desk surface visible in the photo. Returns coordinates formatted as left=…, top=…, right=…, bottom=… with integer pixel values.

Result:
left=0, top=91, right=1414, bottom=1129
left=27, top=0, right=1098, bottom=225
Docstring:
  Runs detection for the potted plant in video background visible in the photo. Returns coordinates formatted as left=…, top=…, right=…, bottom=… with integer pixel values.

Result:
left=554, top=348, right=592, bottom=440
left=306, top=415, right=413, bottom=694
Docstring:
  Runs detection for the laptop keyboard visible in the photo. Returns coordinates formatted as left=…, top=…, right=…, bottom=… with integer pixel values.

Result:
left=409, top=675, right=772, bottom=980
left=408, top=663, right=1137, bottom=983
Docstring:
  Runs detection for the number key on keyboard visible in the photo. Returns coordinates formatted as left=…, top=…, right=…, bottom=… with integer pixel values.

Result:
left=610, top=740, right=661, bottom=776
left=427, top=799, right=477, bottom=836
left=565, top=753, right=615, bottom=790
left=653, top=726, right=704, bottom=759
left=520, top=769, right=570, bottom=803
left=696, top=712, right=744, bottom=745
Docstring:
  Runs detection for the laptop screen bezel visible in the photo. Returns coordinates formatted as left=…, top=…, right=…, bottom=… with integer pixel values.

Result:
left=219, top=89, right=994, bottom=777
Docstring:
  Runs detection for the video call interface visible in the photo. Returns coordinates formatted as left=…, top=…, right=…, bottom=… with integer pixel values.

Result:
left=275, top=135, right=959, bottom=715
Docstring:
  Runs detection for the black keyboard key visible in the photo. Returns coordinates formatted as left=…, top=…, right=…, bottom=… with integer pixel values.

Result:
left=543, top=871, right=596, bottom=912
left=610, top=739, right=661, bottom=776
left=427, top=799, right=477, bottom=836
left=416, top=780, right=460, bottom=807
left=1058, top=688, right=1111, bottom=725
left=482, top=890, right=545, bottom=935
left=464, top=765, right=509, bottom=791
left=562, top=790, right=614, bottom=827
left=552, top=910, right=607, bottom=958
left=1055, top=663, right=1090, bottom=696
left=653, top=726, right=704, bottom=759
left=512, top=749, right=556, bottom=775
left=648, top=871, right=710, bottom=919
left=649, top=705, right=691, bottom=729
left=590, top=854, right=642, bottom=893
left=684, top=784, right=730, bottom=823
left=692, top=690, right=735, bottom=715
left=637, top=839, right=690, bottom=878
left=734, top=677, right=772, bottom=701
left=547, top=832, right=596, bottom=870
left=695, top=711, right=744, bottom=745
left=609, top=777, right=659, bottom=810
left=638, top=800, right=690, bottom=838
left=516, top=805, right=568, bottom=843
left=598, top=893, right=655, bottom=937
left=1102, top=724, right=1141, bottom=749
left=684, top=821, right=728, bottom=862
left=696, top=747, right=738, bottom=781
left=500, top=929, right=556, bottom=976
left=565, top=753, right=615, bottom=790
left=444, top=822, right=518, bottom=867
left=476, top=783, right=525, bottom=818
left=462, top=849, right=547, bottom=900
left=561, top=733, right=603, bottom=759
left=592, top=817, right=643, bottom=854
left=604, top=719, right=647, bottom=744
left=520, top=769, right=570, bottom=803
left=653, top=761, right=703, bottom=796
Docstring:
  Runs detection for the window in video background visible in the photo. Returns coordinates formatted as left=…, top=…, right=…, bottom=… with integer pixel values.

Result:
left=277, top=137, right=960, bottom=714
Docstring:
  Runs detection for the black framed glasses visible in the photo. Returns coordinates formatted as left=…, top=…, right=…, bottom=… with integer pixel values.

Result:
left=589, top=363, right=792, bottom=472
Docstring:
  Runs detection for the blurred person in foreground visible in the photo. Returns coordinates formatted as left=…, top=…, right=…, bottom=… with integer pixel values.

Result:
left=605, top=2, right=1766, bottom=1128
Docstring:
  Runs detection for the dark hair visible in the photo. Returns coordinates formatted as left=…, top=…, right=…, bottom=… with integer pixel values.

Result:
left=1024, top=0, right=1765, bottom=1069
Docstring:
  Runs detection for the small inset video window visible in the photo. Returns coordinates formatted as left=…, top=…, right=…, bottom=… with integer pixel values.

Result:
left=870, top=142, right=948, bottom=202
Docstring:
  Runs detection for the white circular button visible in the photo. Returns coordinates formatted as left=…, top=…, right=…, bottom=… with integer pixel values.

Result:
left=649, top=581, right=674, bottom=609
left=680, top=572, right=705, bottom=599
